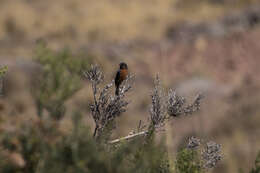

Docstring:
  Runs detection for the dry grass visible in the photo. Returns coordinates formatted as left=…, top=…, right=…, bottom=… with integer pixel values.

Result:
left=0, top=0, right=259, bottom=58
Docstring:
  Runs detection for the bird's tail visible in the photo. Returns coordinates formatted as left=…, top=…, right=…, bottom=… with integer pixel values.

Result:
left=115, top=86, right=119, bottom=96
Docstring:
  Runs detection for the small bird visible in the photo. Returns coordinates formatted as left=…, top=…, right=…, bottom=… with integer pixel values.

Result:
left=115, top=62, right=128, bottom=96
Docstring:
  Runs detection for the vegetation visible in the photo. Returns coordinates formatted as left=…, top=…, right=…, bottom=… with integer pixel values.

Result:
left=4, top=47, right=256, bottom=173
left=32, top=44, right=91, bottom=119
left=0, top=66, right=8, bottom=77
left=175, top=148, right=203, bottom=173
left=1, top=46, right=258, bottom=173
left=0, top=66, right=7, bottom=96
left=0, top=0, right=260, bottom=172
left=250, top=152, right=260, bottom=173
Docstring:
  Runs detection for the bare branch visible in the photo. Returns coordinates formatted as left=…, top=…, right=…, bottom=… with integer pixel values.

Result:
left=108, top=130, right=148, bottom=144
left=202, top=141, right=222, bottom=169
left=149, top=75, right=167, bottom=127
left=84, top=65, right=132, bottom=139
left=167, top=90, right=204, bottom=117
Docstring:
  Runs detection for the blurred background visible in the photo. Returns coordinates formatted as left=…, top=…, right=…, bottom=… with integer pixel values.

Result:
left=1, top=0, right=260, bottom=172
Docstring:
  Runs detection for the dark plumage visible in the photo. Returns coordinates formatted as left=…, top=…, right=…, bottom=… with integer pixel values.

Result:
left=115, top=62, right=128, bottom=96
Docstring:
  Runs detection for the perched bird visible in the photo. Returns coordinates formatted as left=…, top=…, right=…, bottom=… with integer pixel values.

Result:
left=115, top=62, right=128, bottom=96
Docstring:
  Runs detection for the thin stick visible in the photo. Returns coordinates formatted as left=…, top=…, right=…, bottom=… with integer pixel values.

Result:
left=108, top=130, right=148, bottom=144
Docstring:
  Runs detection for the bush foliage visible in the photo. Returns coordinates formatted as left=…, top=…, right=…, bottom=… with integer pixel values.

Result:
left=0, top=47, right=225, bottom=173
left=250, top=152, right=260, bottom=173
left=0, top=66, right=8, bottom=77
left=32, top=44, right=91, bottom=119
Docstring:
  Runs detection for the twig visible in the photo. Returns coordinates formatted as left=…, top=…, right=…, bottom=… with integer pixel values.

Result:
left=108, top=130, right=148, bottom=144
left=84, top=65, right=131, bottom=139
left=93, top=125, right=98, bottom=138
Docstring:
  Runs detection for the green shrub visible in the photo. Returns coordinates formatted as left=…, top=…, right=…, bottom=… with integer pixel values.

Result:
left=0, top=111, right=171, bottom=173
left=0, top=66, right=7, bottom=95
left=0, top=50, right=223, bottom=173
left=32, top=44, right=91, bottom=119
left=0, top=66, right=8, bottom=77
left=175, top=148, right=203, bottom=173
left=250, top=152, right=260, bottom=173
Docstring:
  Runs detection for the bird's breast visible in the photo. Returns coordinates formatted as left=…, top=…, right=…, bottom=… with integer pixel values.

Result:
left=120, top=69, right=128, bottom=81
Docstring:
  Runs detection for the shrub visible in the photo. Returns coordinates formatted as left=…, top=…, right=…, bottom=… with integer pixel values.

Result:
left=0, top=66, right=8, bottom=78
left=0, top=50, right=222, bottom=173
left=175, top=148, right=203, bottom=173
left=0, top=66, right=7, bottom=95
left=250, top=152, right=260, bottom=173
left=32, top=44, right=91, bottom=119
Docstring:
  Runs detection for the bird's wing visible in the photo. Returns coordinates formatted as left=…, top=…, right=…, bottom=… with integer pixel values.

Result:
left=115, top=70, right=120, bottom=86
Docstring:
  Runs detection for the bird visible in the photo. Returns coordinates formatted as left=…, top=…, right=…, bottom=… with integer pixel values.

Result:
left=115, top=62, right=128, bottom=96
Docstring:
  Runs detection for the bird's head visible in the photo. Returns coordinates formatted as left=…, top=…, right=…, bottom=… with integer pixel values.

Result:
left=119, top=62, right=128, bottom=70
